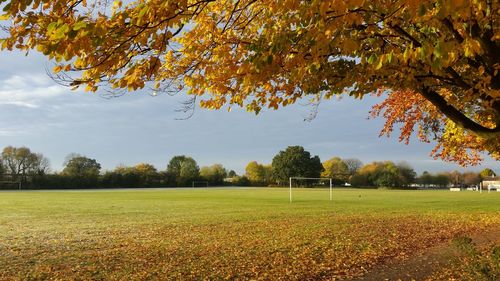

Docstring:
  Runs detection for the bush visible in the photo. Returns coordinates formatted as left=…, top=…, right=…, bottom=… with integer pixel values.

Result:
left=31, top=174, right=99, bottom=189
left=232, top=176, right=250, bottom=186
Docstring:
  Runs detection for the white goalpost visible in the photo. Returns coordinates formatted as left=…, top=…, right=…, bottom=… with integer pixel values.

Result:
left=289, top=177, right=333, bottom=203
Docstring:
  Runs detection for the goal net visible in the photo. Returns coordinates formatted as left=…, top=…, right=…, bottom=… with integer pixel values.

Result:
left=0, top=174, right=21, bottom=190
left=289, top=177, right=332, bottom=203
left=192, top=181, right=209, bottom=188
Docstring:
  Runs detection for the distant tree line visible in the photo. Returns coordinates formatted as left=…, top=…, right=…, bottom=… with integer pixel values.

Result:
left=415, top=169, right=496, bottom=188
left=0, top=145, right=496, bottom=189
left=241, top=146, right=495, bottom=189
left=0, top=146, right=232, bottom=189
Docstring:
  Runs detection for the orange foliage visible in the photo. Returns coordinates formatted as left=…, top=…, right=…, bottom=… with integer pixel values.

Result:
left=0, top=0, right=499, bottom=164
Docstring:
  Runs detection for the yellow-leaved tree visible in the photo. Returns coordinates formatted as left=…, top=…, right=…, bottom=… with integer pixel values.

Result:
left=0, top=0, right=498, bottom=165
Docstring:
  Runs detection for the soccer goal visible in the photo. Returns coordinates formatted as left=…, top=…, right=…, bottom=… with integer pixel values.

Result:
left=289, top=177, right=333, bottom=203
left=0, top=174, right=21, bottom=190
left=192, top=181, right=209, bottom=188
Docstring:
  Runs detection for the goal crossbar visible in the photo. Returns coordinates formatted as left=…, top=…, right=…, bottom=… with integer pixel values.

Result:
left=289, top=177, right=333, bottom=203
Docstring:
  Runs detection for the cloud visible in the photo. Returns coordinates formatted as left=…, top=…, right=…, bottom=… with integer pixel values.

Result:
left=0, top=74, right=67, bottom=108
left=0, top=129, right=28, bottom=136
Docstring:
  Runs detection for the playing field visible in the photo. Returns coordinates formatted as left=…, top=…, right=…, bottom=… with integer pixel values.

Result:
left=0, top=188, right=498, bottom=280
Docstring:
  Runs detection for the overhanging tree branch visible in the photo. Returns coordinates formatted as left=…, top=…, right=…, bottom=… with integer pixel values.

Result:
left=419, top=86, right=500, bottom=137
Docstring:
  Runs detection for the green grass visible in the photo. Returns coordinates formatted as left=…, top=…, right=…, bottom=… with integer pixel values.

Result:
left=0, top=188, right=498, bottom=280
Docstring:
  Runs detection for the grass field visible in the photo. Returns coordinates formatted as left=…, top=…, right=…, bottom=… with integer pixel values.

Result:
left=0, top=188, right=498, bottom=280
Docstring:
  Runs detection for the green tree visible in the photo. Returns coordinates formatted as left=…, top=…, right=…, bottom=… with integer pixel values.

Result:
left=271, top=146, right=323, bottom=185
left=321, top=157, right=349, bottom=185
left=102, top=165, right=141, bottom=188
left=60, top=154, right=100, bottom=188
left=227, top=170, right=237, bottom=178
left=350, top=161, right=415, bottom=188
left=232, top=176, right=250, bottom=186
left=167, top=155, right=199, bottom=186
left=397, top=162, right=417, bottom=187
left=167, top=156, right=188, bottom=178
left=200, top=164, right=227, bottom=185
left=434, top=174, right=451, bottom=188
left=418, top=171, right=434, bottom=187
left=418, top=171, right=450, bottom=188
left=263, top=165, right=273, bottom=185
left=374, top=162, right=401, bottom=188
left=62, top=154, right=101, bottom=178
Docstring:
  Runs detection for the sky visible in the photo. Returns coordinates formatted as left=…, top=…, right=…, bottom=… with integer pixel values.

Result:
left=0, top=50, right=498, bottom=175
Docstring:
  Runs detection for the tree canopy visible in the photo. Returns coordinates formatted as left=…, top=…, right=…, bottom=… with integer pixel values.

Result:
left=167, top=155, right=199, bottom=186
left=62, top=154, right=101, bottom=177
left=416, top=171, right=451, bottom=188
left=350, top=161, right=416, bottom=187
left=343, top=158, right=363, bottom=176
left=1, top=146, right=49, bottom=181
left=200, top=163, right=227, bottom=185
left=271, top=146, right=323, bottom=184
left=245, top=161, right=271, bottom=185
left=479, top=168, right=497, bottom=178
left=0, top=0, right=499, bottom=165
left=321, top=157, right=349, bottom=184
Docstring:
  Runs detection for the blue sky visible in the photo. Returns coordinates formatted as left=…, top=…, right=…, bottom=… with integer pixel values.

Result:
left=0, top=50, right=498, bottom=175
